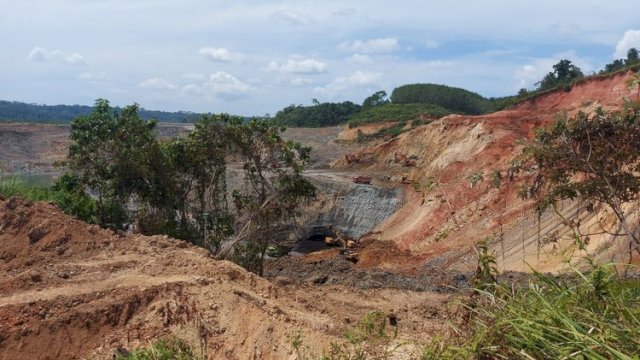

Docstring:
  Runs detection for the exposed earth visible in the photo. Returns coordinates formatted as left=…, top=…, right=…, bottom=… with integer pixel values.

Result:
left=1, top=70, right=640, bottom=358
left=0, top=197, right=448, bottom=359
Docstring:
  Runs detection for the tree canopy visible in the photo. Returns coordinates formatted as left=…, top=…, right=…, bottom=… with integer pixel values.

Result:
left=65, top=99, right=315, bottom=275
left=517, top=88, right=640, bottom=254
left=536, top=59, right=584, bottom=91
left=0, top=99, right=201, bottom=123
left=362, top=90, right=389, bottom=110
left=389, top=83, right=492, bottom=115
left=271, top=101, right=361, bottom=127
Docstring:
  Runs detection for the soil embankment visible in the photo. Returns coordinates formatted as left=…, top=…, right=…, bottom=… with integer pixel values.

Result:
left=0, top=196, right=447, bottom=359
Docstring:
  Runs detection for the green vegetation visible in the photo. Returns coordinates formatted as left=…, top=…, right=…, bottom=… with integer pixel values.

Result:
left=271, top=101, right=361, bottom=127
left=424, top=264, right=640, bottom=359
left=0, top=100, right=201, bottom=123
left=515, top=88, right=640, bottom=253
left=347, top=103, right=451, bottom=128
left=115, top=338, right=194, bottom=360
left=62, top=99, right=314, bottom=275
left=354, top=118, right=437, bottom=143
left=390, top=83, right=493, bottom=115
left=0, top=173, right=96, bottom=223
left=536, top=59, right=584, bottom=91
left=361, top=90, right=389, bottom=110
left=601, top=47, right=640, bottom=75
left=0, top=174, right=57, bottom=202
left=467, top=171, right=484, bottom=188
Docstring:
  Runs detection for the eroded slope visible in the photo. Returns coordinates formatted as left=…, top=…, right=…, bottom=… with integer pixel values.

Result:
left=0, top=197, right=446, bottom=359
left=334, top=71, right=640, bottom=273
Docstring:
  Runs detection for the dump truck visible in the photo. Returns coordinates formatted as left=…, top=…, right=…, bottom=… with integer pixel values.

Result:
left=352, top=175, right=372, bottom=184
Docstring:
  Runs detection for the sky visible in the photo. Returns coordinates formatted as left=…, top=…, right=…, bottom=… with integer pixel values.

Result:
left=1, top=0, right=640, bottom=116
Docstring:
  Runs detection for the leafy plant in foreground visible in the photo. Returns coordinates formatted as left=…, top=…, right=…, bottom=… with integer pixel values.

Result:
left=423, top=264, right=640, bottom=359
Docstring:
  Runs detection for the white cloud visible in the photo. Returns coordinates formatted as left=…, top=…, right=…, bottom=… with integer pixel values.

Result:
left=198, top=47, right=245, bottom=62
left=78, top=72, right=108, bottom=81
left=513, top=50, right=593, bottom=89
left=423, top=40, right=440, bottom=49
left=290, top=77, right=313, bottom=86
left=270, top=10, right=312, bottom=25
left=182, top=84, right=204, bottom=97
left=339, top=38, right=399, bottom=54
left=514, top=63, right=550, bottom=89
left=27, top=46, right=86, bottom=65
left=181, top=73, right=206, bottom=81
left=139, top=78, right=177, bottom=90
left=314, top=70, right=381, bottom=94
left=332, top=8, right=358, bottom=17
left=268, top=58, right=327, bottom=74
left=347, top=53, right=373, bottom=64
left=424, top=60, right=455, bottom=68
left=550, top=22, right=581, bottom=38
left=182, top=71, right=252, bottom=100
left=614, top=30, right=640, bottom=58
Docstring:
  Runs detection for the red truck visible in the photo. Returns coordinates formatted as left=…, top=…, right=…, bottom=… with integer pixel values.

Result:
left=352, top=175, right=372, bottom=184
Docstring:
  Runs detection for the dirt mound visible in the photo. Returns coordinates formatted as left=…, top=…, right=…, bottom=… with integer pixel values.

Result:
left=333, top=70, right=640, bottom=274
left=0, top=197, right=447, bottom=359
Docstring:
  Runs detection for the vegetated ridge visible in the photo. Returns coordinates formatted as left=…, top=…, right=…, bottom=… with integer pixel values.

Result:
left=0, top=100, right=202, bottom=123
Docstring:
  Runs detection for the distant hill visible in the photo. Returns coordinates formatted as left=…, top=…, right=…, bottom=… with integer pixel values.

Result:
left=390, top=83, right=493, bottom=115
left=270, top=83, right=511, bottom=129
left=271, top=101, right=361, bottom=127
left=0, top=100, right=202, bottom=123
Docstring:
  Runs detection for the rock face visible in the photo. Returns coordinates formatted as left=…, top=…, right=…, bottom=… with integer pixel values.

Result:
left=303, top=174, right=402, bottom=240
left=319, top=184, right=401, bottom=239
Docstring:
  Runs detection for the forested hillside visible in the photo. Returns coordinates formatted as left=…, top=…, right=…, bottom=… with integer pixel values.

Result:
left=390, top=83, right=493, bottom=114
left=0, top=100, right=202, bottom=123
left=270, top=101, right=361, bottom=127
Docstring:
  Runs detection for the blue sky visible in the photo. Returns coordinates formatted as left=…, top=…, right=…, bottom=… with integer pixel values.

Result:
left=1, top=0, right=640, bottom=116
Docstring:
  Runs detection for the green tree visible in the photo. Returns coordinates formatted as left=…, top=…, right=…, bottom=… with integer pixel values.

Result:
left=602, top=59, right=625, bottom=74
left=362, top=90, right=388, bottom=110
left=68, top=99, right=158, bottom=229
left=517, top=101, right=640, bottom=255
left=222, top=119, right=315, bottom=274
left=65, top=100, right=315, bottom=275
left=626, top=47, right=639, bottom=66
left=271, top=101, right=361, bottom=127
left=536, top=59, right=584, bottom=91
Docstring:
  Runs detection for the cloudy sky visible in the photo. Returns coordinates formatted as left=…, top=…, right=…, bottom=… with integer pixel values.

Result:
left=2, top=0, right=640, bottom=116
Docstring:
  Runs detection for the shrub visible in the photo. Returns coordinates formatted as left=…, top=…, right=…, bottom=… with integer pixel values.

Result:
left=115, top=338, right=194, bottom=360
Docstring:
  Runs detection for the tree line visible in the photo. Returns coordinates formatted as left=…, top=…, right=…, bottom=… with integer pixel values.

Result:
left=0, top=100, right=202, bottom=123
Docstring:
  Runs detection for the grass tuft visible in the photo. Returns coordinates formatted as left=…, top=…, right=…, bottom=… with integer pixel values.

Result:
left=423, top=263, right=640, bottom=359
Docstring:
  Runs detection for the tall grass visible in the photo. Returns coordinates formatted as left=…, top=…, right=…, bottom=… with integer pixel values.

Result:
left=0, top=173, right=57, bottom=201
left=0, top=172, right=96, bottom=223
left=424, top=264, right=640, bottom=359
